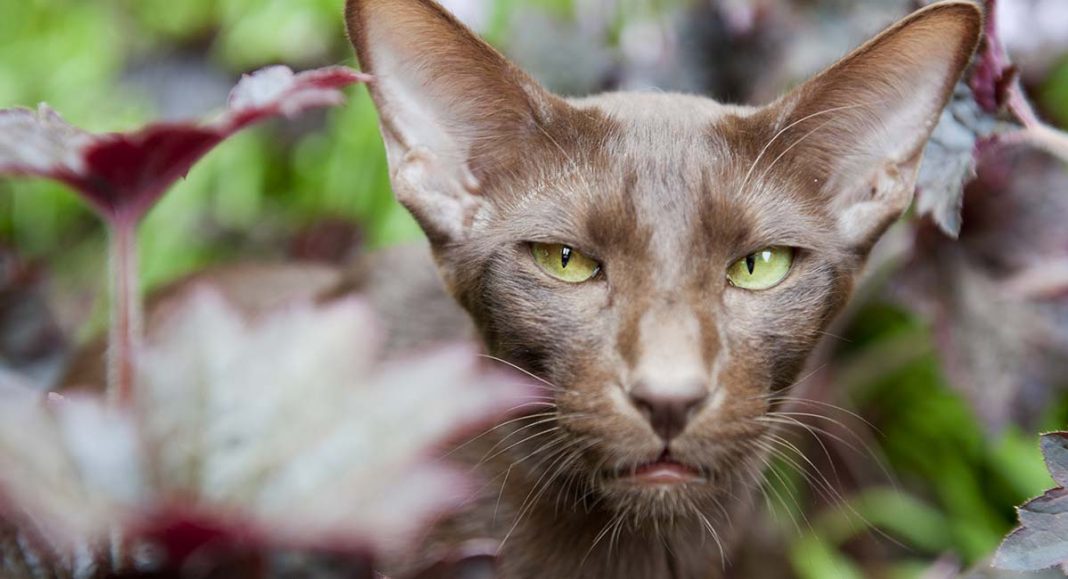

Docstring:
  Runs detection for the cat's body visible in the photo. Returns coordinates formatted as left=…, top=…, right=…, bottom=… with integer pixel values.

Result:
left=63, top=1, right=982, bottom=577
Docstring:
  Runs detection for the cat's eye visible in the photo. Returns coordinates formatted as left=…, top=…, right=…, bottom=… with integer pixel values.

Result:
left=531, top=243, right=600, bottom=283
left=727, top=247, right=795, bottom=290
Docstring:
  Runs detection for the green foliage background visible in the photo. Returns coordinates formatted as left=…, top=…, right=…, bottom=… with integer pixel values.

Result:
left=2, top=0, right=1068, bottom=576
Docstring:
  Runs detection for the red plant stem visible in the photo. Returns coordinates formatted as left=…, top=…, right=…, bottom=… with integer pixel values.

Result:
left=1003, top=83, right=1068, bottom=163
left=107, top=218, right=142, bottom=407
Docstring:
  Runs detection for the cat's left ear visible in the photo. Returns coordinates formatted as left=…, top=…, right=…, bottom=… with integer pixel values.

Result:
left=760, top=0, right=982, bottom=252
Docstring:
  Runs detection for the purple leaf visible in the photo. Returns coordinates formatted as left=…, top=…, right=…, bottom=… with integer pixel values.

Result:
left=912, top=0, right=1021, bottom=238
left=915, top=85, right=1002, bottom=237
left=994, top=433, right=1068, bottom=572
left=970, top=0, right=1014, bottom=115
left=895, top=143, right=1068, bottom=431
left=1043, top=434, right=1068, bottom=488
left=0, top=66, right=369, bottom=225
left=0, top=290, right=534, bottom=573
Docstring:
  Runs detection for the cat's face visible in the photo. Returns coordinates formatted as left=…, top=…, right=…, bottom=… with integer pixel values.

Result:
left=442, top=94, right=862, bottom=514
left=346, top=0, right=980, bottom=517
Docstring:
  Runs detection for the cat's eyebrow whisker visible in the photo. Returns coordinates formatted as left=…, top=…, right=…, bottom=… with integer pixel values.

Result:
left=736, top=103, right=866, bottom=195
left=532, top=120, right=596, bottom=203
left=753, top=118, right=838, bottom=187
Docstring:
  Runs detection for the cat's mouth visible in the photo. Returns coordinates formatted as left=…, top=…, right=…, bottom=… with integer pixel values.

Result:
left=612, top=450, right=706, bottom=486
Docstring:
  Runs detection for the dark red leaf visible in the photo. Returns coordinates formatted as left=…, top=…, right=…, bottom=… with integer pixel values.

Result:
left=995, top=433, right=1068, bottom=572
left=0, top=66, right=369, bottom=225
left=970, top=0, right=1013, bottom=114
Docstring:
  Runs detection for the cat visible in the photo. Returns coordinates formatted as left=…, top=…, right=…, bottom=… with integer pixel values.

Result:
left=339, top=0, right=981, bottom=577
left=61, top=1, right=982, bottom=577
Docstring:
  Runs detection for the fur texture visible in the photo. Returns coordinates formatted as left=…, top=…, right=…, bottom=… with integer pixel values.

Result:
left=63, top=2, right=982, bottom=577
left=341, top=1, right=982, bottom=577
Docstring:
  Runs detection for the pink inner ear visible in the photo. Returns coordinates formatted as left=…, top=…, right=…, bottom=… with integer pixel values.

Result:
left=346, top=0, right=554, bottom=157
left=755, top=2, right=981, bottom=249
left=784, top=3, right=980, bottom=166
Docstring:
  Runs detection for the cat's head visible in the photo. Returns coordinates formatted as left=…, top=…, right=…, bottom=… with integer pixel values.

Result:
left=345, top=0, right=981, bottom=518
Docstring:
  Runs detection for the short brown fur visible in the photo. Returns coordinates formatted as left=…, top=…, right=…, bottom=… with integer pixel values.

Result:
left=65, top=2, right=982, bottom=577
left=338, top=1, right=981, bottom=577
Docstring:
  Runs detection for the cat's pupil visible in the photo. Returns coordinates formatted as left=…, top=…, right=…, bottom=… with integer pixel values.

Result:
left=561, top=246, right=572, bottom=269
left=745, top=254, right=756, bottom=275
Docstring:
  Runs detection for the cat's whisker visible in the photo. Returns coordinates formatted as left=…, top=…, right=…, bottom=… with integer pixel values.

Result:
left=754, top=118, right=839, bottom=186
left=474, top=410, right=591, bottom=465
left=581, top=511, right=622, bottom=569
left=696, top=511, right=728, bottom=570
left=478, top=426, right=561, bottom=467
left=553, top=439, right=599, bottom=515
left=477, top=413, right=568, bottom=459
left=815, top=329, right=852, bottom=344
left=761, top=413, right=864, bottom=458
left=765, top=407, right=899, bottom=491
left=762, top=432, right=847, bottom=510
left=759, top=415, right=845, bottom=482
left=608, top=511, right=627, bottom=559
left=749, top=439, right=814, bottom=535
left=478, top=353, right=565, bottom=393
left=737, top=103, right=867, bottom=196
left=749, top=362, right=828, bottom=403
left=493, top=465, right=512, bottom=526
left=500, top=439, right=585, bottom=553
left=761, top=432, right=908, bottom=551
left=769, top=397, right=884, bottom=436
left=525, top=447, right=585, bottom=521
left=442, top=410, right=558, bottom=458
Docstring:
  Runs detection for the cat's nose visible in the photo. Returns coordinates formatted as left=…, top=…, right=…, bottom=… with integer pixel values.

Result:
left=629, top=380, right=708, bottom=441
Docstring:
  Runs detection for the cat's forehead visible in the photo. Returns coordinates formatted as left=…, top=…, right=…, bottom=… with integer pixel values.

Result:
left=501, top=91, right=829, bottom=259
left=569, top=91, right=749, bottom=124
left=568, top=92, right=754, bottom=161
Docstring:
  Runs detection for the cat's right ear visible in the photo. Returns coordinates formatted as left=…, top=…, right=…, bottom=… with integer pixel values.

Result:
left=345, top=0, right=562, bottom=244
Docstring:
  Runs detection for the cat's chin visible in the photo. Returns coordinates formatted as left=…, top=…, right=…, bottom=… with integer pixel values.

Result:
left=593, top=477, right=730, bottom=522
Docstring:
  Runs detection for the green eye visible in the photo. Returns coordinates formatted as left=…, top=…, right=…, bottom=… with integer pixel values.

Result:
left=531, top=243, right=600, bottom=283
left=727, top=247, right=795, bottom=290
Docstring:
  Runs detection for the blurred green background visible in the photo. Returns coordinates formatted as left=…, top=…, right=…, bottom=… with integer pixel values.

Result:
left=2, top=0, right=1068, bottom=577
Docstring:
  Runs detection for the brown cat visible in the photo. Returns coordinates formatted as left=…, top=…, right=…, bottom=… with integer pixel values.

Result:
left=336, top=0, right=980, bottom=577
left=61, top=1, right=982, bottom=577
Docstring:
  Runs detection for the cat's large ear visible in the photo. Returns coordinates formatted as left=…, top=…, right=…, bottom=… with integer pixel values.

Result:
left=758, top=0, right=982, bottom=253
left=345, top=0, right=562, bottom=244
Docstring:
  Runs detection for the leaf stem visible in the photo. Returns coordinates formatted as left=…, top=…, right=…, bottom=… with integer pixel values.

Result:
left=1003, top=82, right=1068, bottom=163
left=107, top=218, right=142, bottom=407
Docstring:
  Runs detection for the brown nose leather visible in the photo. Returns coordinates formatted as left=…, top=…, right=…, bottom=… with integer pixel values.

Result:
left=629, top=381, right=708, bottom=441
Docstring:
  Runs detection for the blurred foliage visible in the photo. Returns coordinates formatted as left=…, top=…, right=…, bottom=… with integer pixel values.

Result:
left=2, top=0, right=1067, bottom=577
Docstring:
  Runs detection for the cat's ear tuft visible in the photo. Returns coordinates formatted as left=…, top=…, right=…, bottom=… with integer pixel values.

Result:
left=763, top=0, right=982, bottom=253
left=345, top=0, right=561, bottom=244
